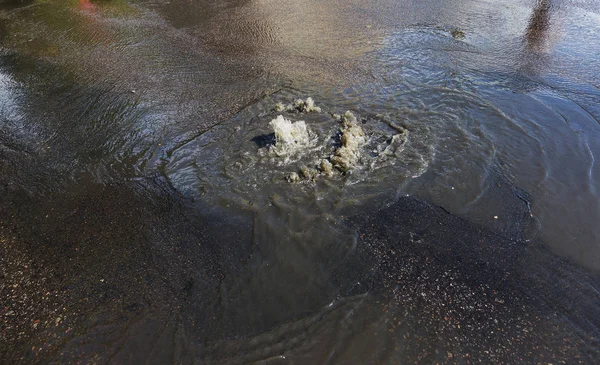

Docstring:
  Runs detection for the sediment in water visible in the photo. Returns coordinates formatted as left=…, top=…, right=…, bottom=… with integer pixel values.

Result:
left=330, top=111, right=366, bottom=173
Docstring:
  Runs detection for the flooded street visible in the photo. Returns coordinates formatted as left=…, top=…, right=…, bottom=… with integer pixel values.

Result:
left=1, top=0, right=600, bottom=363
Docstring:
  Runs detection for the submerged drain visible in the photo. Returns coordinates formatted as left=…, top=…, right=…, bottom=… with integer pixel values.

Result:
left=261, top=98, right=410, bottom=183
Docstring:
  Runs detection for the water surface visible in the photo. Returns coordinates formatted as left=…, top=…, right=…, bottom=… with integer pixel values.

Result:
left=1, top=0, right=600, bottom=363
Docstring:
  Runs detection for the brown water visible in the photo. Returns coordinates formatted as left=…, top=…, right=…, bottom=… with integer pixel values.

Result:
left=1, top=0, right=600, bottom=363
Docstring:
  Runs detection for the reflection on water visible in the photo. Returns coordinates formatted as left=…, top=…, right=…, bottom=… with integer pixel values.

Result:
left=1, top=0, right=600, bottom=363
left=520, top=0, right=558, bottom=75
left=0, top=0, right=34, bottom=11
left=526, top=0, right=552, bottom=52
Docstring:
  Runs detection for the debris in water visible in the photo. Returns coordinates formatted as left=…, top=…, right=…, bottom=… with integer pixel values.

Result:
left=380, top=133, right=407, bottom=158
left=275, top=97, right=322, bottom=113
left=300, top=166, right=319, bottom=180
left=286, top=172, right=300, bottom=183
left=340, top=110, right=358, bottom=124
left=319, top=159, right=334, bottom=176
left=451, top=29, right=465, bottom=39
left=286, top=166, right=320, bottom=183
left=274, top=102, right=286, bottom=112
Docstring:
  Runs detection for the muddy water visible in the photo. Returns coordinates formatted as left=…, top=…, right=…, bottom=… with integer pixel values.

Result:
left=1, top=0, right=600, bottom=363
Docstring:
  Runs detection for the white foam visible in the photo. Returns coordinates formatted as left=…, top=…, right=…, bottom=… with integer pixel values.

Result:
left=268, top=115, right=318, bottom=164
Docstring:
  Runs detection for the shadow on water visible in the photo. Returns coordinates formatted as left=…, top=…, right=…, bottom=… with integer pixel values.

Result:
left=520, top=0, right=556, bottom=75
left=196, top=181, right=599, bottom=364
left=0, top=144, right=256, bottom=363
left=338, top=195, right=600, bottom=363
left=0, top=49, right=258, bottom=363
left=251, top=132, right=276, bottom=148
left=3, top=120, right=599, bottom=364
left=525, top=0, right=551, bottom=52
left=158, top=0, right=252, bottom=30
left=0, top=0, right=34, bottom=11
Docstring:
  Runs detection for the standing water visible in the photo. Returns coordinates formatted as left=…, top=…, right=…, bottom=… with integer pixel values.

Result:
left=1, top=0, right=600, bottom=363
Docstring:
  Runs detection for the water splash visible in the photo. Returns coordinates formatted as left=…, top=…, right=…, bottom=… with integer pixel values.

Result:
left=330, top=111, right=366, bottom=172
left=275, top=97, right=322, bottom=113
left=267, top=115, right=319, bottom=164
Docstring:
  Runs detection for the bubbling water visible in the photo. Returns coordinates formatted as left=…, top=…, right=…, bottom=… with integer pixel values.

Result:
left=329, top=111, right=366, bottom=173
left=274, top=97, right=322, bottom=113
left=266, top=115, right=320, bottom=165
left=263, top=102, right=415, bottom=184
left=270, top=116, right=312, bottom=153
left=165, top=95, right=434, bottom=213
